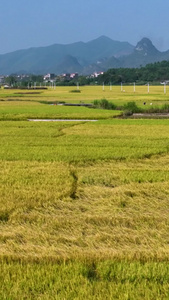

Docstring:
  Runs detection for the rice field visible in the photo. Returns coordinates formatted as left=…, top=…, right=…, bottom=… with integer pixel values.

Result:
left=1, top=84, right=169, bottom=104
left=1, top=86, right=169, bottom=299
left=0, top=100, right=120, bottom=120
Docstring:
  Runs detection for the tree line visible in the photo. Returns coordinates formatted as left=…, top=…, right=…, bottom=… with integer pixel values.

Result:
left=96, top=61, right=169, bottom=85
left=57, top=60, right=169, bottom=86
left=4, top=60, right=169, bottom=87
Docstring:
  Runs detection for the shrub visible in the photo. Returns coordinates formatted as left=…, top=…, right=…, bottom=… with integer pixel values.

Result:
left=93, top=99, right=116, bottom=110
left=161, top=104, right=169, bottom=113
left=123, top=101, right=142, bottom=114
left=69, top=89, right=81, bottom=93
left=145, top=104, right=169, bottom=114
left=123, top=110, right=133, bottom=117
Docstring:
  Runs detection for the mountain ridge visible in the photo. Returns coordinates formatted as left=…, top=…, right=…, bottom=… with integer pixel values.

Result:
left=0, top=36, right=169, bottom=75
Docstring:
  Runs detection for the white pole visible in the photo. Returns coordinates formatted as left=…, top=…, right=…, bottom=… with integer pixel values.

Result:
left=110, top=82, right=112, bottom=91
left=164, top=83, right=166, bottom=94
left=77, top=82, right=79, bottom=90
left=121, top=82, right=123, bottom=92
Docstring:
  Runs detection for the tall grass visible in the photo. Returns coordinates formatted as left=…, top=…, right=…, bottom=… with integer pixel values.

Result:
left=1, top=260, right=169, bottom=299
left=1, top=120, right=169, bottom=262
left=1, top=91, right=169, bottom=298
left=1, top=120, right=169, bottom=162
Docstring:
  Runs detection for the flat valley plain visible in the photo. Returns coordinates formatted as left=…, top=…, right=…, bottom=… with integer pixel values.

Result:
left=1, top=86, right=169, bottom=299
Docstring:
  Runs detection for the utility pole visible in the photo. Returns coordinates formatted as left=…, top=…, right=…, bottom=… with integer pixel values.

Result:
left=121, top=82, right=123, bottom=92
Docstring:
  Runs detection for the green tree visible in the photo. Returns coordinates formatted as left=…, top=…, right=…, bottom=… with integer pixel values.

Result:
left=5, top=76, right=17, bottom=86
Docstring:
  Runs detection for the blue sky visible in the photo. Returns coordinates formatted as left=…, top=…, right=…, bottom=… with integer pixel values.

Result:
left=0, top=0, right=169, bottom=54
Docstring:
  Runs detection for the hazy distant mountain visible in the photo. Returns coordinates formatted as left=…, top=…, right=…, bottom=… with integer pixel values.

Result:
left=99, top=38, right=169, bottom=70
left=56, top=55, right=83, bottom=74
left=0, top=36, right=134, bottom=75
left=117, top=38, right=163, bottom=68
left=1, top=36, right=169, bottom=75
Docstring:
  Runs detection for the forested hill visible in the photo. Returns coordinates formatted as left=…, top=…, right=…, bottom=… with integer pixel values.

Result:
left=95, top=61, right=169, bottom=85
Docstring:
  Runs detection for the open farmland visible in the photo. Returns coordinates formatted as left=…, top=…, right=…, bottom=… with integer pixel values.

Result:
left=1, top=86, right=169, bottom=299
left=1, top=84, right=169, bottom=104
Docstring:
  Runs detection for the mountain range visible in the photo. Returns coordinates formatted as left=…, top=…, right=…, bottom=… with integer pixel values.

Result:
left=1, top=36, right=169, bottom=75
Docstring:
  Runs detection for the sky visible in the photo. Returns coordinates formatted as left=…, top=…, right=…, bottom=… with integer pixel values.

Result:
left=0, top=0, right=169, bottom=54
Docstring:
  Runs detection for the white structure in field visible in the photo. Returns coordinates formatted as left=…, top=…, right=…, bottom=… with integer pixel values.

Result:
left=43, top=73, right=55, bottom=82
